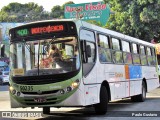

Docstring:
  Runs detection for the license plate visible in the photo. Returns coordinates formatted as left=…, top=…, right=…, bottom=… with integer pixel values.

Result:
left=34, top=98, right=46, bottom=103
left=20, top=86, right=33, bottom=92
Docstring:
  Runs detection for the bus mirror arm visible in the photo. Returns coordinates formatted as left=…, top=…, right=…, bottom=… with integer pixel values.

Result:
left=80, top=40, right=88, bottom=63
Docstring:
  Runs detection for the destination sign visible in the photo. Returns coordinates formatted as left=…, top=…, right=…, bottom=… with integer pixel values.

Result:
left=31, top=25, right=64, bottom=34
left=9, top=21, right=77, bottom=41
left=16, top=25, right=65, bottom=37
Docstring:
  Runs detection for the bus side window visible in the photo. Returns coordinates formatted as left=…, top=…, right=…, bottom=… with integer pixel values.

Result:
left=111, top=37, right=123, bottom=64
left=132, top=43, right=140, bottom=64
left=151, top=48, right=156, bottom=65
left=140, top=45, right=147, bottom=65
left=98, top=34, right=111, bottom=63
left=146, top=47, right=152, bottom=66
left=122, top=40, right=132, bottom=64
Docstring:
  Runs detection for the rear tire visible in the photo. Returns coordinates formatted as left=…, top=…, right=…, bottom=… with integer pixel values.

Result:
left=131, top=81, right=146, bottom=102
left=43, top=107, right=50, bottom=114
left=94, top=86, right=108, bottom=115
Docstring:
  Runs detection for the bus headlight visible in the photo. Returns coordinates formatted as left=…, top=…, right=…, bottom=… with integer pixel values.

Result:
left=59, top=79, right=80, bottom=94
left=9, top=86, right=14, bottom=91
left=9, top=86, right=16, bottom=95
left=71, top=79, right=80, bottom=88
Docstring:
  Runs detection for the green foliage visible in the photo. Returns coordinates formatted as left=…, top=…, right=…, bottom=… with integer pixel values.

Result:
left=87, top=20, right=103, bottom=27
left=50, top=1, right=75, bottom=19
left=104, top=0, right=160, bottom=42
left=61, top=1, right=75, bottom=11
left=0, top=2, right=49, bottom=22
left=51, top=5, right=63, bottom=18
left=0, top=1, right=75, bottom=22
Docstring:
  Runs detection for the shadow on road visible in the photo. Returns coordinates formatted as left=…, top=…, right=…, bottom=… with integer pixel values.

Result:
left=36, top=96, right=160, bottom=120
left=0, top=84, right=9, bottom=91
left=37, top=99, right=137, bottom=120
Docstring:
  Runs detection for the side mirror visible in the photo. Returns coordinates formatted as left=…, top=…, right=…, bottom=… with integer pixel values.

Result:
left=86, top=45, right=91, bottom=57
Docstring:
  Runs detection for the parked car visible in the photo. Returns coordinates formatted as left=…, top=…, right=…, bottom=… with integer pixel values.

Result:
left=0, top=61, right=8, bottom=71
left=0, top=71, right=9, bottom=85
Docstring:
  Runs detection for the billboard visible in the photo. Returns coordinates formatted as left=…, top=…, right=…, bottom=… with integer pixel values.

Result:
left=64, top=2, right=110, bottom=26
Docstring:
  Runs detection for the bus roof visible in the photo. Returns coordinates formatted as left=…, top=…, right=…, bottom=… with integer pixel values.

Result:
left=10, top=19, right=155, bottom=47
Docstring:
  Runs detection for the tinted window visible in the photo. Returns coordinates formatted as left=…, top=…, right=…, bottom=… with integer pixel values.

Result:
left=80, top=29, right=95, bottom=42
left=86, top=42, right=96, bottom=63
left=112, top=38, right=120, bottom=50
left=122, top=41, right=130, bottom=52
left=98, top=35, right=109, bottom=48
left=132, top=43, right=138, bottom=54
left=112, top=51, right=123, bottom=63
left=98, top=34, right=112, bottom=63
left=132, top=43, right=140, bottom=64
left=146, top=47, right=151, bottom=56
left=99, top=48, right=112, bottom=62
left=140, top=45, right=145, bottom=55
left=140, top=45, right=147, bottom=65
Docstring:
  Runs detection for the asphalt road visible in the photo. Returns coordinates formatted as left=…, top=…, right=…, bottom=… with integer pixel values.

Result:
left=0, top=84, right=8, bottom=91
left=0, top=85, right=160, bottom=120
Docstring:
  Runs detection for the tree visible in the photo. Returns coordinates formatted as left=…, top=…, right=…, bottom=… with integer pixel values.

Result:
left=104, top=0, right=160, bottom=42
left=51, top=5, right=63, bottom=18
left=50, top=1, right=75, bottom=19
left=0, top=2, right=49, bottom=22
left=61, top=1, right=75, bottom=11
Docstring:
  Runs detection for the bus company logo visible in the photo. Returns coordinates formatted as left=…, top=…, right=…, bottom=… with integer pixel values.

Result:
left=115, top=72, right=123, bottom=78
left=37, top=90, right=42, bottom=94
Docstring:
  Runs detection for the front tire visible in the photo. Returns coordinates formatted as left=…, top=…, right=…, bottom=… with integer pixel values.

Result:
left=43, top=107, right=50, bottom=114
left=94, top=86, right=108, bottom=115
left=131, top=81, right=146, bottom=102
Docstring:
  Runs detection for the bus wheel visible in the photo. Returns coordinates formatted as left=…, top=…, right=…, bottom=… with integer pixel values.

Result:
left=94, top=86, right=108, bottom=115
left=131, top=81, right=146, bottom=102
left=43, top=107, right=50, bottom=114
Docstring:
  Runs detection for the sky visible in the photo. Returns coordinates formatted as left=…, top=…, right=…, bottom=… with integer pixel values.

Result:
left=0, top=0, right=101, bottom=12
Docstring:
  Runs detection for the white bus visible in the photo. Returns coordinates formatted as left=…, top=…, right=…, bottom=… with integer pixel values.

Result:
left=9, top=19, right=159, bottom=114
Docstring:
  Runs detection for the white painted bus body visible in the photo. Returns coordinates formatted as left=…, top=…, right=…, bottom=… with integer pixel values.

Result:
left=59, top=20, right=159, bottom=106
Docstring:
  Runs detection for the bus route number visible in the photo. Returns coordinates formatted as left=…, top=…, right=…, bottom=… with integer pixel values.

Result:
left=20, top=86, right=33, bottom=92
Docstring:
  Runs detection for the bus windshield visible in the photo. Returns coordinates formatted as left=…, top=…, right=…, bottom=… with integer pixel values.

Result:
left=10, top=36, right=80, bottom=77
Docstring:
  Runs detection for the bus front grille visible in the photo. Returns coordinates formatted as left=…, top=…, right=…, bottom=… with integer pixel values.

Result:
left=12, top=78, right=62, bottom=85
left=24, top=98, right=57, bottom=102
left=21, top=90, right=59, bottom=95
